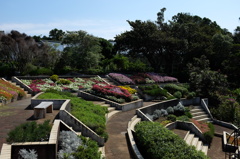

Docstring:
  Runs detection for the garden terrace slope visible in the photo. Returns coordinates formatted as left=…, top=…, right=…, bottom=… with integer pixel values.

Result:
left=78, top=90, right=143, bottom=111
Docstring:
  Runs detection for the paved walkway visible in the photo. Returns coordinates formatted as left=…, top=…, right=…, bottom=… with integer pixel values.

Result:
left=0, top=98, right=32, bottom=151
left=105, top=102, right=157, bottom=159
left=0, top=98, right=59, bottom=152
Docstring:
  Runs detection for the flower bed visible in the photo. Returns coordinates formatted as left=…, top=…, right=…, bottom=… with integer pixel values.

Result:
left=0, top=79, right=26, bottom=102
left=108, top=73, right=135, bottom=85
left=21, top=77, right=106, bottom=94
left=118, top=85, right=137, bottom=94
left=108, top=72, right=178, bottom=85
left=88, top=84, right=139, bottom=103
left=138, top=84, right=174, bottom=101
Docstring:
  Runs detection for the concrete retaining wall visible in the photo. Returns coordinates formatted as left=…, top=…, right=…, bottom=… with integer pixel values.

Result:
left=78, top=91, right=143, bottom=111
left=2, top=120, right=61, bottom=159
left=136, top=97, right=201, bottom=119
left=166, top=121, right=206, bottom=143
left=59, top=110, right=105, bottom=146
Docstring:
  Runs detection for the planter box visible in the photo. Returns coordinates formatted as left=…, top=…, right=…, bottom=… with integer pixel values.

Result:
left=223, top=131, right=239, bottom=152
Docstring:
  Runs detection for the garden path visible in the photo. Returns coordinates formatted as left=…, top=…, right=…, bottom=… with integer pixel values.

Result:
left=0, top=98, right=32, bottom=151
left=0, top=98, right=59, bottom=152
left=105, top=101, right=157, bottom=159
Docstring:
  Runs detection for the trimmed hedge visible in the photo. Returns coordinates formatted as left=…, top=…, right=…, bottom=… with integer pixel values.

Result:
left=135, top=121, right=209, bottom=159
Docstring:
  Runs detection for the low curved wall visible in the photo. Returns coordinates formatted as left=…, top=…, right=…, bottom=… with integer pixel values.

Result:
left=78, top=91, right=143, bottom=111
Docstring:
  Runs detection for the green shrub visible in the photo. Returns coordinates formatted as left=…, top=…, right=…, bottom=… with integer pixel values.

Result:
left=203, top=123, right=215, bottom=145
left=164, top=84, right=188, bottom=96
left=166, top=106, right=174, bottom=114
left=167, top=114, right=177, bottom=122
left=22, top=63, right=38, bottom=75
left=173, top=91, right=182, bottom=99
left=56, top=78, right=72, bottom=85
left=173, top=102, right=185, bottom=116
left=177, top=115, right=190, bottom=122
left=184, top=111, right=193, bottom=118
left=160, top=120, right=171, bottom=126
left=139, top=84, right=172, bottom=98
left=186, top=92, right=196, bottom=99
left=86, top=68, right=104, bottom=75
left=58, top=131, right=101, bottom=159
left=7, top=120, right=51, bottom=143
left=135, top=122, right=209, bottom=159
left=36, top=67, right=53, bottom=75
left=50, top=74, right=59, bottom=82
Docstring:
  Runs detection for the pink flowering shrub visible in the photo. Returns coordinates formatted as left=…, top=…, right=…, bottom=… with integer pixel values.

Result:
left=108, top=73, right=135, bottom=85
left=92, top=84, right=132, bottom=102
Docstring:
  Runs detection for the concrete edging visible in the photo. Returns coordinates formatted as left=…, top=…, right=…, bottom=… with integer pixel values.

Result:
left=78, top=91, right=143, bottom=111
left=127, top=115, right=144, bottom=159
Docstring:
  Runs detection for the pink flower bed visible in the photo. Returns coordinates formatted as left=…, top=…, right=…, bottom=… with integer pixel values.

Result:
left=92, top=84, right=132, bottom=102
left=108, top=73, right=135, bottom=85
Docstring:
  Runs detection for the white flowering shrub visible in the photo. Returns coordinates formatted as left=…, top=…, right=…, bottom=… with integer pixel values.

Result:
left=19, top=149, right=38, bottom=159
left=58, top=131, right=84, bottom=159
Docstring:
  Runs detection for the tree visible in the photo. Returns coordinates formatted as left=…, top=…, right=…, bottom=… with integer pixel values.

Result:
left=233, top=26, right=240, bottom=44
left=61, top=30, right=103, bottom=70
left=49, top=28, right=65, bottom=41
left=188, top=55, right=228, bottom=97
left=115, top=19, right=179, bottom=73
left=0, top=30, right=39, bottom=73
left=98, top=38, right=115, bottom=59
left=211, top=33, right=233, bottom=70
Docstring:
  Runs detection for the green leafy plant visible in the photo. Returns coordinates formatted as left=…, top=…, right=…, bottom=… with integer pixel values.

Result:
left=7, top=120, right=51, bottom=143
left=135, top=121, right=209, bottom=159
left=50, top=74, right=59, bottom=82
left=167, top=114, right=177, bottom=122
left=164, top=84, right=188, bottom=96
left=173, top=91, right=182, bottom=99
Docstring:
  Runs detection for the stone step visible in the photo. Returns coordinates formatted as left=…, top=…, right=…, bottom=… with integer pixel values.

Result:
left=197, top=118, right=212, bottom=122
left=192, top=106, right=202, bottom=109
left=201, top=144, right=208, bottom=155
left=93, top=101, right=106, bottom=105
left=108, top=107, right=115, bottom=112
left=196, top=140, right=203, bottom=151
left=185, top=133, right=194, bottom=145
left=190, top=108, right=204, bottom=113
left=191, top=111, right=206, bottom=116
left=193, top=114, right=209, bottom=120
left=101, top=104, right=111, bottom=107
left=191, top=137, right=199, bottom=147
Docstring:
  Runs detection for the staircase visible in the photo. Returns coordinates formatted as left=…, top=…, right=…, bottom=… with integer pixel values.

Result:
left=190, top=106, right=211, bottom=122
left=92, top=101, right=121, bottom=120
left=184, top=131, right=209, bottom=155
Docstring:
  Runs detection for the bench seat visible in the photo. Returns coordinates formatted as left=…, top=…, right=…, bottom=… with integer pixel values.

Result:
left=34, top=102, right=53, bottom=119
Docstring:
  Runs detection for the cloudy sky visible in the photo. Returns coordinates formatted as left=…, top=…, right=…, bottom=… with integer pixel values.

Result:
left=1, top=0, right=239, bottom=39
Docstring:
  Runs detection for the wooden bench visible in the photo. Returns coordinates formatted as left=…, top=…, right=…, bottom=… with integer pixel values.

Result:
left=34, top=102, right=53, bottom=119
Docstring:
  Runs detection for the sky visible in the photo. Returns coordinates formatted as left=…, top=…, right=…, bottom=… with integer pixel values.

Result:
left=0, top=0, right=239, bottom=40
